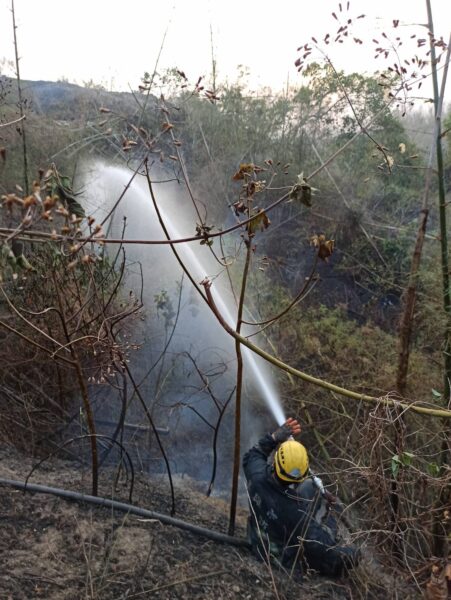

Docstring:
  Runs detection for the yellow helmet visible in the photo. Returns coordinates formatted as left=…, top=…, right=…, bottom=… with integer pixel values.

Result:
left=274, top=440, right=309, bottom=483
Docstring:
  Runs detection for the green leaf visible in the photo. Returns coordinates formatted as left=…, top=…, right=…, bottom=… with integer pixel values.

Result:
left=431, top=388, right=442, bottom=399
left=60, top=176, right=72, bottom=189
left=427, top=462, right=440, bottom=477
left=401, top=451, right=414, bottom=466
left=45, top=166, right=86, bottom=218
left=16, top=254, right=35, bottom=271
left=58, top=185, right=86, bottom=218
left=391, top=452, right=414, bottom=477
left=391, top=454, right=400, bottom=478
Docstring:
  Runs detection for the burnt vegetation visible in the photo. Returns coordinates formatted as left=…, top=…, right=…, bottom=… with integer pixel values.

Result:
left=0, top=2, right=451, bottom=598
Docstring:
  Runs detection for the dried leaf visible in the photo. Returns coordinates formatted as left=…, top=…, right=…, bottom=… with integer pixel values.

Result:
left=93, top=225, right=105, bottom=238
left=311, top=234, right=334, bottom=261
left=398, top=143, right=406, bottom=154
left=232, top=163, right=255, bottom=181
left=233, top=201, right=246, bottom=215
left=425, top=565, right=448, bottom=600
left=23, top=195, right=37, bottom=208
left=5, top=194, right=23, bottom=209
left=289, top=173, right=317, bottom=207
left=247, top=181, right=256, bottom=197
left=81, top=254, right=95, bottom=264
left=247, top=209, right=270, bottom=234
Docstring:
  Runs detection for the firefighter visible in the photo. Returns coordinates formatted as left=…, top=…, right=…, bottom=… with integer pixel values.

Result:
left=243, top=417, right=360, bottom=576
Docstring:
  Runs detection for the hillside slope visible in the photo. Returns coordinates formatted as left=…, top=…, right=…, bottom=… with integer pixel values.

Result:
left=0, top=446, right=422, bottom=600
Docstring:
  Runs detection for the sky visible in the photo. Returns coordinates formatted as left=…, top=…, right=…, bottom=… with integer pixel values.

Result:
left=0, top=0, right=450, bottom=96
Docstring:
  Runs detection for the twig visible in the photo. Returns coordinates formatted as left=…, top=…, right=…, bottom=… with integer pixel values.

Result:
left=229, top=238, right=252, bottom=535
left=242, top=254, right=319, bottom=328
left=24, top=434, right=135, bottom=503
left=0, top=114, right=25, bottom=128
left=53, top=273, right=99, bottom=496
left=123, top=362, right=176, bottom=515
left=11, top=0, right=29, bottom=193
left=0, top=319, right=75, bottom=366
left=307, top=136, right=387, bottom=266
left=207, top=387, right=235, bottom=497
left=128, top=569, right=228, bottom=597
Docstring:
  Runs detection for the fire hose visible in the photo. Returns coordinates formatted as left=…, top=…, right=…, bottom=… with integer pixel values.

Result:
left=0, top=477, right=250, bottom=548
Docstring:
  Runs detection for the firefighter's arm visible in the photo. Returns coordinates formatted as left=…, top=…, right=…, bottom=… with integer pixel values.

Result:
left=243, top=433, right=277, bottom=480
left=243, top=418, right=302, bottom=480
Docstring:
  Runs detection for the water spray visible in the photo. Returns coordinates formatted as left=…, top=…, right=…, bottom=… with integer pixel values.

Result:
left=159, top=211, right=286, bottom=425
left=92, top=165, right=286, bottom=426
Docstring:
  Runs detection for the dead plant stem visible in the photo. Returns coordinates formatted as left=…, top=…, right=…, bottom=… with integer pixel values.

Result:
left=53, top=273, right=99, bottom=496
left=229, top=238, right=252, bottom=536
left=10, top=0, right=29, bottom=194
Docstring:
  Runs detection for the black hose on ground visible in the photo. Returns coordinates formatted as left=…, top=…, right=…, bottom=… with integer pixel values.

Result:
left=0, top=477, right=250, bottom=548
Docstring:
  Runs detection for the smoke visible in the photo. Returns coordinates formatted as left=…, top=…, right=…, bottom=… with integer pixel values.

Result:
left=79, top=160, right=284, bottom=491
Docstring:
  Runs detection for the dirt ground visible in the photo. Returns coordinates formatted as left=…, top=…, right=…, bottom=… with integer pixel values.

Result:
left=0, top=445, right=424, bottom=600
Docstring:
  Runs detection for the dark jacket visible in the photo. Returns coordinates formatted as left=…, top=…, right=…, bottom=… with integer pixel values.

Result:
left=243, top=433, right=356, bottom=576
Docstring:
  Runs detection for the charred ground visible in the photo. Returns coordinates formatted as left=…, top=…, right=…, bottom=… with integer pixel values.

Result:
left=0, top=445, right=423, bottom=600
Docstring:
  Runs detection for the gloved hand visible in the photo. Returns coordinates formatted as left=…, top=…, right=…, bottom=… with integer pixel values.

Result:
left=323, top=490, right=338, bottom=505
left=272, top=417, right=301, bottom=443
